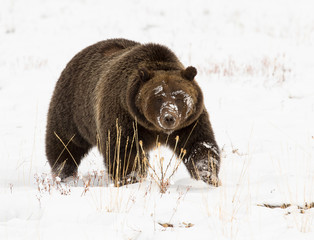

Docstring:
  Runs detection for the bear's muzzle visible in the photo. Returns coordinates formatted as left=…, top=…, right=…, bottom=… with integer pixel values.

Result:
left=158, top=102, right=181, bottom=131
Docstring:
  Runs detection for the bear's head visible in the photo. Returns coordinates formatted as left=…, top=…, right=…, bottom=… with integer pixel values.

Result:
left=129, top=66, right=204, bottom=134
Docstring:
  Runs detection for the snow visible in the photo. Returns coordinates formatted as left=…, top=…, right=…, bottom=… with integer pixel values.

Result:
left=161, top=102, right=179, bottom=113
left=1, top=0, right=314, bottom=239
left=153, top=85, right=164, bottom=95
left=171, top=90, right=194, bottom=115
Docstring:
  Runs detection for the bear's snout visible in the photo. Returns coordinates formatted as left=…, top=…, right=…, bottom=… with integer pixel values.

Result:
left=158, top=102, right=180, bottom=131
left=162, top=113, right=177, bottom=128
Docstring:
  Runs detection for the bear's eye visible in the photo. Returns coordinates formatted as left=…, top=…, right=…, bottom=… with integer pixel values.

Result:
left=155, top=97, right=163, bottom=103
left=175, top=98, right=184, bottom=108
left=175, top=97, right=184, bottom=103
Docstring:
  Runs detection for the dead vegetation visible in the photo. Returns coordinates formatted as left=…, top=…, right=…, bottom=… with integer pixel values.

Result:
left=258, top=202, right=314, bottom=214
left=51, top=118, right=212, bottom=194
left=201, top=54, right=292, bottom=86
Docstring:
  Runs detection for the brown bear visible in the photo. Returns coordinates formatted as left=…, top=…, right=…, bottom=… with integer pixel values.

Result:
left=45, top=38, right=220, bottom=186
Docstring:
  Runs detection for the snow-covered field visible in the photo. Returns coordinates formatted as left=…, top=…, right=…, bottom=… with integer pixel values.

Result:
left=1, top=0, right=314, bottom=239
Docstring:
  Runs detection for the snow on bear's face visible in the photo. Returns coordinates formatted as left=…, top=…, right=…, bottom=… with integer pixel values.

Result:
left=136, top=68, right=199, bottom=134
left=148, top=83, right=194, bottom=132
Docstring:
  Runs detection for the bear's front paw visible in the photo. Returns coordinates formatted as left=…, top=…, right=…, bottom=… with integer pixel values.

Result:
left=194, top=158, right=221, bottom=186
left=185, top=142, right=221, bottom=186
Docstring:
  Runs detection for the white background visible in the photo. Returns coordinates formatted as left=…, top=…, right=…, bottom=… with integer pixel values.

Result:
left=0, top=0, right=313, bottom=239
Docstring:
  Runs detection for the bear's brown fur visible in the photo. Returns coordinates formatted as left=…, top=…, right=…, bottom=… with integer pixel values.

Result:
left=46, top=38, right=220, bottom=186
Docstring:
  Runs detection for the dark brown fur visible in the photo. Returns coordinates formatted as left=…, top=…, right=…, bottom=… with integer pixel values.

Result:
left=46, top=38, right=220, bottom=185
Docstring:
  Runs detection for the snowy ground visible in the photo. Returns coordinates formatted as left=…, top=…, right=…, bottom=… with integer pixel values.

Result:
left=1, top=0, right=314, bottom=239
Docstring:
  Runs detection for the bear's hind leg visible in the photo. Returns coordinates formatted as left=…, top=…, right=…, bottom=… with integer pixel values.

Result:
left=103, top=134, right=148, bottom=186
left=105, top=149, right=147, bottom=186
left=46, top=133, right=91, bottom=179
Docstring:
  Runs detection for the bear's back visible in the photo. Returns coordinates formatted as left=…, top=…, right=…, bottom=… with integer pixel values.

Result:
left=117, top=43, right=184, bottom=72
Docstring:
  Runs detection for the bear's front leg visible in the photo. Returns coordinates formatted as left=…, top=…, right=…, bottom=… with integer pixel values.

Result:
left=183, top=141, right=220, bottom=186
left=173, top=111, right=221, bottom=186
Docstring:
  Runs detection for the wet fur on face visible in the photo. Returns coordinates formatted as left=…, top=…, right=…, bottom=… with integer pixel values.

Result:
left=136, top=71, right=199, bottom=133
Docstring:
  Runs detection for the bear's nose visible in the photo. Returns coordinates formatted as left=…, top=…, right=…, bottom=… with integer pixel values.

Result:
left=163, top=114, right=176, bottom=128
left=164, top=114, right=175, bottom=124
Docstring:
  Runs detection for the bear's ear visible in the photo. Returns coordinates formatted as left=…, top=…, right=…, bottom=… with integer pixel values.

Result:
left=181, top=66, right=197, bottom=81
left=138, top=68, right=154, bottom=82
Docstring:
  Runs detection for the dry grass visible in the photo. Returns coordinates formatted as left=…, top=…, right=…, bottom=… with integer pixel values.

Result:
left=140, top=136, right=186, bottom=193
left=43, top=118, right=192, bottom=217
left=272, top=141, right=314, bottom=233
left=200, top=54, right=292, bottom=86
left=52, top=118, right=193, bottom=193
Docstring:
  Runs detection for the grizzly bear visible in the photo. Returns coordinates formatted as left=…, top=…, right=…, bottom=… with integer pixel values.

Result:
left=46, top=38, right=220, bottom=186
